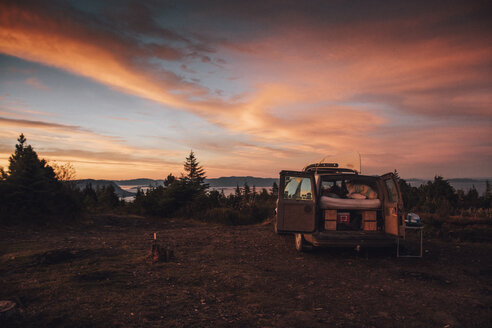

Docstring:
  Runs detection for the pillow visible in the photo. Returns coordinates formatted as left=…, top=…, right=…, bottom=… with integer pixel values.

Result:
left=349, top=193, right=367, bottom=200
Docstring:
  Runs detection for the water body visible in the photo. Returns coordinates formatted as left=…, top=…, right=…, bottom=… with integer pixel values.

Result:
left=118, top=185, right=273, bottom=202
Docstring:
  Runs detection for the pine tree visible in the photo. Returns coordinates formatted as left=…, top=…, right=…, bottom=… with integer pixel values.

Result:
left=271, top=182, right=279, bottom=198
left=182, top=151, right=209, bottom=191
left=1, top=134, right=70, bottom=221
left=7, top=133, right=57, bottom=185
left=164, top=173, right=176, bottom=186
left=243, top=182, right=251, bottom=201
left=485, top=180, right=492, bottom=208
left=233, top=184, right=242, bottom=209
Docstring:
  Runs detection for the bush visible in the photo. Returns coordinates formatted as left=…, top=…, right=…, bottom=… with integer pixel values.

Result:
left=421, top=214, right=492, bottom=242
left=200, top=202, right=275, bottom=226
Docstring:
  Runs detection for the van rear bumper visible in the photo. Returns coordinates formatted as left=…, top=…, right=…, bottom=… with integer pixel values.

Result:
left=305, top=231, right=396, bottom=248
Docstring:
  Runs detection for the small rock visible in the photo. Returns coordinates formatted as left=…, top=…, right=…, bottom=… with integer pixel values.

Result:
left=0, top=300, right=16, bottom=316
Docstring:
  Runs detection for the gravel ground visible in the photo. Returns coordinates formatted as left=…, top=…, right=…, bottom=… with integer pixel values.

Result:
left=0, top=215, right=491, bottom=327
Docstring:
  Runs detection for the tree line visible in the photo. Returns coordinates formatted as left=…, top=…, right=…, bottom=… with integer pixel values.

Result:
left=1, top=134, right=490, bottom=225
left=0, top=134, right=278, bottom=224
left=398, top=174, right=491, bottom=217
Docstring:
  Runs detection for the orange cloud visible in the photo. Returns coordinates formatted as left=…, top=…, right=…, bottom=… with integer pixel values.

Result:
left=0, top=115, right=188, bottom=179
left=1, top=1, right=490, bottom=178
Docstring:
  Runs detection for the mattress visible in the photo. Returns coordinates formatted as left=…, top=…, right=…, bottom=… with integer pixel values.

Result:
left=320, top=196, right=381, bottom=210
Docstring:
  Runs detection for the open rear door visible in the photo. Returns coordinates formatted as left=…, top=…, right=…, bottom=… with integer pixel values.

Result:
left=276, top=170, right=317, bottom=233
left=382, top=172, right=404, bottom=237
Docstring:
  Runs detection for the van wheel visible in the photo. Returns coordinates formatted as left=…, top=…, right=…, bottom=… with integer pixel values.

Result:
left=295, top=233, right=308, bottom=252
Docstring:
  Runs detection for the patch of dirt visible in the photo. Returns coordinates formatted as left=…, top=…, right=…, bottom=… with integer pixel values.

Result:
left=32, top=249, right=94, bottom=266
left=75, top=270, right=117, bottom=282
left=0, top=216, right=491, bottom=327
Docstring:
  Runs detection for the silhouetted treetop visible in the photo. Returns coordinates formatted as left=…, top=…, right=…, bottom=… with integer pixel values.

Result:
left=6, top=133, right=57, bottom=185
left=182, top=151, right=209, bottom=190
left=1, top=134, right=82, bottom=222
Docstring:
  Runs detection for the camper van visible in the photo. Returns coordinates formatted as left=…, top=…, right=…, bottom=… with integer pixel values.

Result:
left=275, top=153, right=408, bottom=251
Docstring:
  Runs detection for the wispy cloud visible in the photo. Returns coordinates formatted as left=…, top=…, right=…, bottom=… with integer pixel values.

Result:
left=0, top=0, right=490, bottom=178
left=0, top=116, right=81, bottom=131
left=25, top=77, right=50, bottom=91
left=0, top=115, right=185, bottom=178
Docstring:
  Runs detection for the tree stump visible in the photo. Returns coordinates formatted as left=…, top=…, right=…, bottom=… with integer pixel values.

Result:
left=151, top=242, right=173, bottom=263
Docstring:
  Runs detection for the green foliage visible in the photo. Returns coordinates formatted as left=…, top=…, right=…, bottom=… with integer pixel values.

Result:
left=398, top=178, right=420, bottom=211
left=182, top=151, right=209, bottom=191
left=399, top=176, right=491, bottom=217
left=164, top=173, right=176, bottom=186
left=271, top=182, right=279, bottom=198
left=96, top=185, right=120, bottom=210
left=131, top=152, right=210, bottom=217
left=0, top=134, right=83, bottom=223
left=129, top=151, right=277, bottom=224
left=422, top=214, right=492, bottom=242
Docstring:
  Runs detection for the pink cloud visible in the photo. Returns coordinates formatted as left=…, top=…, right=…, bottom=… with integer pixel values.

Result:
left=0, top=1, right=490, bottom=178
left=25, top=77, right=50, bottom=91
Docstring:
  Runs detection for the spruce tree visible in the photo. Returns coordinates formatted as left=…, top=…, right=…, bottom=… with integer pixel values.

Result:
left=485, top=180, right=492, bottom=208
left=164, top=173, right=176, bottom=186
left=182, top=151, right=209, bottom=191
left=1, top=134, right=62, bottom=221
left=243, top=182, right=251, bottom=201
left=7, top=134, right=57, bottom=185
left=271, top=182, right=279, bottom=198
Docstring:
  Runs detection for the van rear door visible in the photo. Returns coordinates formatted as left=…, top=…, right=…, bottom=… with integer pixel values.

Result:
left=276, top=170, right=317, bottom=233
left=382, top=172, right=404, bottom=237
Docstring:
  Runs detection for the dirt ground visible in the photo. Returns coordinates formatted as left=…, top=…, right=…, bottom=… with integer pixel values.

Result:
left=1, top=215, right=491, bottom=327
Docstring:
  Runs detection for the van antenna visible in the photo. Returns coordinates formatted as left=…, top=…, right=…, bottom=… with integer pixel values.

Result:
left=359, top=153, right=361, bottom=174
left=315, top=155, right=327, bottom=175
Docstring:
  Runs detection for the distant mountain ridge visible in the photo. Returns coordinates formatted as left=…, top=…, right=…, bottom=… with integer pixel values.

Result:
left=205, top=176, right=278, bottom=187
left=74, top=176, right=490, bottom=197
left=112, top=177, right=279, bottom=188
left=114, top=178, right=165, bottom=186
left=74, top=179, right=134, bottom=198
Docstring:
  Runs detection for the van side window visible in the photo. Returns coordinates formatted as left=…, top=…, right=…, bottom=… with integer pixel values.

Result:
left=385, top=179, right=399, bottom=203
left=283, top=176, right=312, bottom=200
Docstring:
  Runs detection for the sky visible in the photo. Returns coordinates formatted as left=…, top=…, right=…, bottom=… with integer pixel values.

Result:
left=0, top=0, right=491, bottom=179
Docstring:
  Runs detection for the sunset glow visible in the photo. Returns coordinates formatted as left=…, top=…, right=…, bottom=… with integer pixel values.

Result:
left=0, top=0, right=491, bottom=179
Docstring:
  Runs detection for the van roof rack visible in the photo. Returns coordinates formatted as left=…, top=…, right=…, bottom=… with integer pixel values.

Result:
left=303, top=163, right=358, bottom=174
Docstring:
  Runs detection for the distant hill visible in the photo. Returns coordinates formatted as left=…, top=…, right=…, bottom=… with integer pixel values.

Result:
left=75, top=176, right=490, bottom=197
left=205, top=176, right=278, bottom=187
left=74, top=179, right=134, bottom=198
left=114, top=179, right=165, bottom=186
